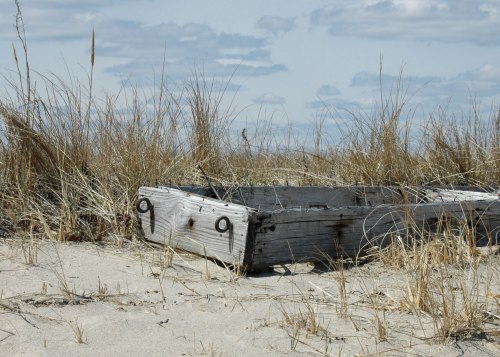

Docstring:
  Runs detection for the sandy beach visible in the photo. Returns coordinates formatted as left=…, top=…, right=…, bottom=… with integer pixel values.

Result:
left=1, top=238, right=499, bottom=356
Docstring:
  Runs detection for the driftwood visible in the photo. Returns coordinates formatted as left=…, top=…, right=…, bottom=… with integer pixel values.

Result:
left=138, top=186, right=252, bottom=265
left=137, top=186, right=500, bottom=270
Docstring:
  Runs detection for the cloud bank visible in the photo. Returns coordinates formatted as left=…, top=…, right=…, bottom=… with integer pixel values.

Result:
left=0, top=0, right=288, bottom=83
left=310, top=0, right=500, bottom=45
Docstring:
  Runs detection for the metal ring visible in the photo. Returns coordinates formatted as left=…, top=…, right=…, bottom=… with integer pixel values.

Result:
left=136, top=197, right=155, bottom=234
left=136, top=197, right=153, bottom=213
left=215, top=216, right=232, bottom=233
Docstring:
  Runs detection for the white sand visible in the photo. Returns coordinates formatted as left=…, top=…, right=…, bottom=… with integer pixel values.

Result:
left=1, top=238, right=499, bottom=356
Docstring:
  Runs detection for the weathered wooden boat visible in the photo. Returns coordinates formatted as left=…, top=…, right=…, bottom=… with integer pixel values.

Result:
left=136, top=185, right=500, bottom=271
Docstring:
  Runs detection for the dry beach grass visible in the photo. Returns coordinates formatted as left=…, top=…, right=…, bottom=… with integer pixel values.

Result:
left=1, top=3, right=500, bottom=356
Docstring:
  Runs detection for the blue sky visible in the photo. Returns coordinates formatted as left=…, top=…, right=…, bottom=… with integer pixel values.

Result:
left=1, top=0, right=500, bottom=131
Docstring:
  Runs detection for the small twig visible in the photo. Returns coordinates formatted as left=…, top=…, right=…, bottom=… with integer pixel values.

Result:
left=59, top=289, right=94, bottom=302
left=157, top=318, right=169, bottom=327
left=285, top=331, right=330, bottom=356
left=484, top=310, right=500, bottom=320
left=198, top=165, right=221, bottom=200
left=0, top=328, right=15, bottom=343
left=0, top=299, right=18, bottom=312
left=309, top=282, right=338, bottom=301
left=0, top=299, right=39, bottom=329
left=173, top=277, right=201, bottom=296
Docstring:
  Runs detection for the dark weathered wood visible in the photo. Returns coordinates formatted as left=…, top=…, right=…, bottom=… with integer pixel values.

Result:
left=250, top=200, right=500, bottom=266
left=138, top=187, right=255, bottom=265
left=169, top=185, right=498, bottom=210
left=231, top=186, right=421, bottom=210
left=140, top=186, right=500, bottom=269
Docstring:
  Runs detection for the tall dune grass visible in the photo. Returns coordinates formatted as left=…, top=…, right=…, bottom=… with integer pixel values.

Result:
left=0, top=9, right=499, bottom=243
left=1, top=65, right=498, bottom=243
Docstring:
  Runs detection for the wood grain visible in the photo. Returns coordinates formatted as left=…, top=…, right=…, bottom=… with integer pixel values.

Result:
left=141, top=186, right=500, bottom=269
left=138, top=187, right=255, bottom=265
left=168, top=185, right=498, bottom=210
left=251, top=200, right=500, bottom=266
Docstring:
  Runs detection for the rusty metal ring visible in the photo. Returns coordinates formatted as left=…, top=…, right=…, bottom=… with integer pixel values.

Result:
left=136, top=197, right=153, bottom=213
left=215, top=216, right=232, bottom=233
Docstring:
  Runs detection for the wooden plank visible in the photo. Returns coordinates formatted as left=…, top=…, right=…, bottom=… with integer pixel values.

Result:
left=138, top=187, right=255, bottom=265
left=425, top=188, right=499, bottom=202
left=168, top=185, right=498, bottom=210
left=250, top=200, right=500, bottom=267
left=229, top=186, right=498, bottom=209
left=232, top=186, right=412, bottom=210
left=173, top=186, right=427, bottom=210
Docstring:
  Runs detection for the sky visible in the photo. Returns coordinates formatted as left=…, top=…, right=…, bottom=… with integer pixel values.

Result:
left=1, top=0, right=500, bottom=134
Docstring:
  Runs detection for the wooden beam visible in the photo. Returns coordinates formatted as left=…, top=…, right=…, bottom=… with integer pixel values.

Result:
left=139, top=186, right=500, bottom=269
left=138, top=187, right=255, bottom=265
left=250, top=200, right=500, bottom=267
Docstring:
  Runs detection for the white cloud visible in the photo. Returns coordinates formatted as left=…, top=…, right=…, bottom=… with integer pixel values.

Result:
left=306, top=97, right=362, bottom=110
left=0, top=2, right=102, bottom=41
left=449, top=65, right=500, bottom=85
left=347, top=66, right=500, bottom=115
left=350, top=71, right=439, bottom=88
left=477, top=64, right=500, bottom=81
left=310, top=1, right=500, bottom=44
left=316, top=85, right=341, bottom=96
left=257, top=16, right=296, bottom=35
left=0, top=0, right=287, bottom=81
left=252, top=93, right=286, bottom=105
left=8, top=0, right=136, bottom=9
left=96, top=19, right=288, bottom=80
